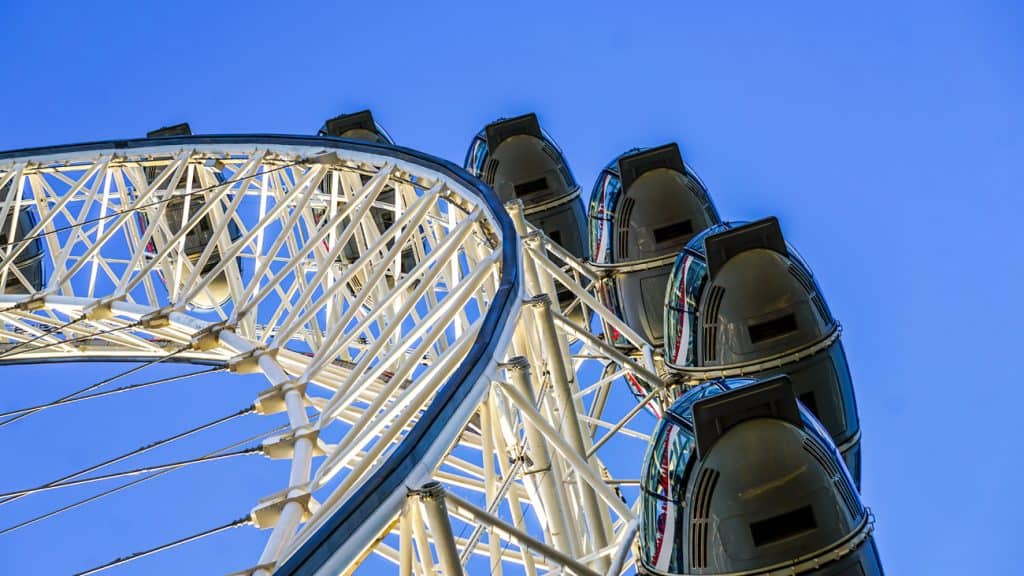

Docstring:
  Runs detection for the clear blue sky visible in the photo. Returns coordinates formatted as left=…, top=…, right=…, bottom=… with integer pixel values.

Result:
left=1, top=1, right=1021, bottom=574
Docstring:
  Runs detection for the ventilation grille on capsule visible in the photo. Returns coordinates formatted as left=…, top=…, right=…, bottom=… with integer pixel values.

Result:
left=788, top=264, right=833, bottom=324
left=702, top=285, right=725, bottom=363
left=687, top=178, right=712, bottom=208
left=617, top=196, right=636, bottom=258
left=690, top=467, right=720, bottom=569
left=483, top=158, right=500, bottom=184
left=559, top=165, right=575, bottom=188
left=803, top=438, right=861, bottom=519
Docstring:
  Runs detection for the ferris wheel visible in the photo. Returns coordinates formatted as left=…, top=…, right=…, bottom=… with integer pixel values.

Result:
left=0, top=112, right=882, bottom=575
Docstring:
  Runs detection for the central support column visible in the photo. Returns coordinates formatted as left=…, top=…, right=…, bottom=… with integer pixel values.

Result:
left=527, top=294, right=610, bottom=572
left=505, top=356, right=574, bottom=557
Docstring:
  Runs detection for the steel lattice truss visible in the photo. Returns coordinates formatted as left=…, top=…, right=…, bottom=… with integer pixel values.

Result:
left=0, top=137, right=672, bottom=576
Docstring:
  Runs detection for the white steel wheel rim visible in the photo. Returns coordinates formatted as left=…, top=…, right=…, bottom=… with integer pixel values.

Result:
left=1, top=135, right=668, bottom=576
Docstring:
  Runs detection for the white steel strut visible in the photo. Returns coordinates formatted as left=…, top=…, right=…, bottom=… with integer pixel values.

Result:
left=0, top=135, right=671, bottom=576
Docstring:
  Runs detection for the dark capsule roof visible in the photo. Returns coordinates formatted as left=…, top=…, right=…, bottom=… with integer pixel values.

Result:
left=319, top=110, right=394, bottom=145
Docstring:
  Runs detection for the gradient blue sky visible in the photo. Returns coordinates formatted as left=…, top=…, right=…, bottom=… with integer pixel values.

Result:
left=1, top=1, right=1021, bottom=574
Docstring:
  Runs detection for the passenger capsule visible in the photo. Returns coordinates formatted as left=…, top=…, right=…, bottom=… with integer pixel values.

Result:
left=639, top=376, right=882, bottom=575
left=466, top=113, right=589, bottom=321
left=142, top=123, right=242, bottom=309
left=0, top=181, right=45, bottom=294
left=317, top=110, right=416, bottom=285
left=319, top=109, right=395, bottom=144
left=664, top=217, right=862, bottom=484
left=588, top=144, right=720, bottom=349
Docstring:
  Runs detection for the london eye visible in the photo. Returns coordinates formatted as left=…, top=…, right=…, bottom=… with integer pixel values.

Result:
left=0, top=111, right=882, bottom=575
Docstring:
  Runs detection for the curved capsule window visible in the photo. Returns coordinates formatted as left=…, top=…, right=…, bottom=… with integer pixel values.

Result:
left=587, top=163, right=623, bottom=264
left=639, top=419, right=693, bottom=572
left=640, top=381, right=727, bottom=574
left=0, top=192, right=46, bottom=294
left=465, top=134, right=489, bottom=182
left=641, top=380, right=730, bottom=497
left=664, top=249, right=707, bottom=368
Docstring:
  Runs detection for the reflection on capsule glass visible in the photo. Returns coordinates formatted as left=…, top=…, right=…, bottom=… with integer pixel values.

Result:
left=0, top=182, right=46, bottom=294
left=663, top=218, right=862, bottom=485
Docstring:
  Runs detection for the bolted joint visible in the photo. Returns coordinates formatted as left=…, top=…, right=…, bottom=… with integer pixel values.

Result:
left=15, top=294, right=46, bottom=311
left=139, top=309, right=172, bottom=329
left=191, top=321, right=229, bottom=351
left=524, top=293, right=552, bottom=309
left=83, top=297, right=122, bottom=320
left=254, top=379, right=308, bottom=415
left=262, top=426, right=325, bottom=460
left=503, top=198, right=525, bottom=215
left=411, top=480, right=446, bottom=501
left=522, top=463, right=552, bottom=477
left=500, top=356, right=531, bottom=373
left=308, top=151, right=342, bottom=166
left=251, top=488, right=318, bottom=529
left=522, top=230, right=543, bottom=249
left=229, top=347, right=277, bottom=374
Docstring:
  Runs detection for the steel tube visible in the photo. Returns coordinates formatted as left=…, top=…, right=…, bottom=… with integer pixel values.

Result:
left=415, top=482, right=464, bottom=576
left=445, top=491, right=601, bottom=576
left=527, top=295, right=610, bottom=570
left=505, top=356, right=574, bottom=556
